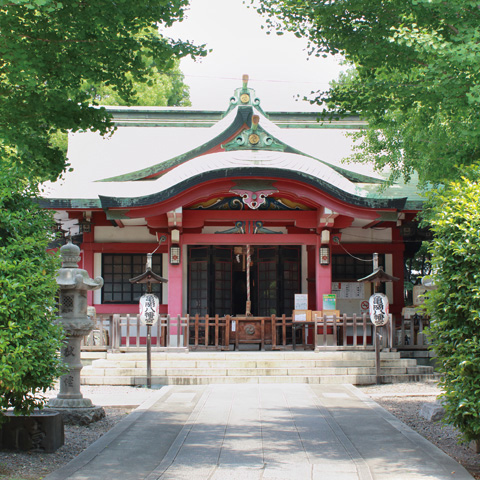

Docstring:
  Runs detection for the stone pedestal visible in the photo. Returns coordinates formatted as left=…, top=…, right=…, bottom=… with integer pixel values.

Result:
left=470, top=439, right=480, bottom=454
left=419, top=401, right=445, bottom=422
left=0, top=410, right=64, bottom=453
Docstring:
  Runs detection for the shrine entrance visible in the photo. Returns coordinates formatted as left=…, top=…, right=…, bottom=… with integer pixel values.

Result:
left=188, top=245, right=301, bottom=317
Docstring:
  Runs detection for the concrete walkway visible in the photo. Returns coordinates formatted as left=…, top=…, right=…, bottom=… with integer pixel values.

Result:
left=45, top=384, right=473, bottom=480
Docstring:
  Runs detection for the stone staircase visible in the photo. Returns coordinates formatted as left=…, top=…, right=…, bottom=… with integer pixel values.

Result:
left=80, top=351, right=435, bottom=386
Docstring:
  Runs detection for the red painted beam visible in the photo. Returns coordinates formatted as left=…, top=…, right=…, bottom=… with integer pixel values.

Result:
left=182, top=209, right=318, bottom=229
left=182, top=233, right=317, bottom=245
left=121, top=176, right=398, bottom=221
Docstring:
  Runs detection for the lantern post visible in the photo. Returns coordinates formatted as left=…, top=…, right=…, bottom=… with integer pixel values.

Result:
left=358, top=253, right=399, bottom=384
left=130, top=253, right=167, bottom=388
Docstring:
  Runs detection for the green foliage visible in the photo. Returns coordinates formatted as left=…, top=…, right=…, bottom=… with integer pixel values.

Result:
left=0, top=0, right=205, bottom=419
left=0, top=0, right=206, bottom=182
left=253, top=0, right=480, bottom=186
left=85, top=60, right=191, bottom=107
left=0, top=170, right=66, bottom=419
left=422, top=168, right=480, bottom=441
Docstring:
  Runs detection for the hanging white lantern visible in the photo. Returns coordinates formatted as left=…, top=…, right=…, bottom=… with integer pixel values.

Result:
left=369, top=293, right=390, bottom=326
left=139, top=293, right=160, bottom=326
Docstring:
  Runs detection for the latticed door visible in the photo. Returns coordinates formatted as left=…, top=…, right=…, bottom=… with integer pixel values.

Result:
left=213, top=247, right=232, bottom=316
left=281, top=246, right=301, bottom=316
left=257, top=247, right=278, bottom=316
left=257, top=246, right=301, bottom=316
left=188, top=246, right=209, bottom=316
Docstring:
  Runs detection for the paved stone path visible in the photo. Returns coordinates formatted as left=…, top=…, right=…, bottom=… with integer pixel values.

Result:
left=45, top=384, right=473, bottom=480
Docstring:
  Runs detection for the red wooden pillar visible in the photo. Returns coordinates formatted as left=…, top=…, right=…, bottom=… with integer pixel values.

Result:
left=315, top=234, right=332, bottom=310
left=167, top=238, right=183, bottom=335
left=307, top=246, right=316, bottom=310
left=391, top=229, right=406, bottom=316
left=82, top=229, right=95, bottom=306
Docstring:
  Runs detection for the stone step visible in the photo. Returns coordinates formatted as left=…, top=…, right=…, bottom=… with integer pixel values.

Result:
left=82, top=364, right=431, bottom=377
left=80, top=350, right=435, bottom=386
left=80, top=372, right=435, bottom=386
left=99, top=351, right=403, bottom=362
left=89, top=357, right=418, bottom=370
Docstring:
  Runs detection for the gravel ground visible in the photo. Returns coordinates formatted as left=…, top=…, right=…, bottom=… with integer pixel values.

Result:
left=1, top=381, right=479, bottom=480
left=358, top=380, right=480, bottom=480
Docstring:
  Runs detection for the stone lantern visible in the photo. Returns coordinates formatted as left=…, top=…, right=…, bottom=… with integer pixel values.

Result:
left=47, top=242, right=105, bottom=424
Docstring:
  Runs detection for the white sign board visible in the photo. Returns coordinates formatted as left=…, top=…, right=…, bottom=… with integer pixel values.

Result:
left=139, top=294, right=160, bottom=326
left=369, top=293, right=390, bottom=326
left=332, top=282, right=365, bottom=299
left=294, top=294, right=308, bottom=310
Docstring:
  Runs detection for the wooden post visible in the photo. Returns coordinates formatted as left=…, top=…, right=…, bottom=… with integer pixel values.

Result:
left=375, top=326, right=381, bottom=385
left=225, top=315, right=230, bottom=350
left=271, top=315, right=276, bottom=349
left=146, top=323, right=152, bottom=389
left=176, top=314, right=181, bottom=347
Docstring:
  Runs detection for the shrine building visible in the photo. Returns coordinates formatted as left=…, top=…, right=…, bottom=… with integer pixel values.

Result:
left=41, top=77, right=426, bottom=349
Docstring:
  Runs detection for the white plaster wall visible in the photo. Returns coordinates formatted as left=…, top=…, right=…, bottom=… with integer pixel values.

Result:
left=94, top=226, right=156, bottom=243
left=340, top=228, right=392, bottom=243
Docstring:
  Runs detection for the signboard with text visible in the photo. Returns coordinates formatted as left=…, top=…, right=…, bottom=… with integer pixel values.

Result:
left=323, top=294, right=336, bottom=311
left=294, top=294, right=308, bottom=310
left=331, top=282, right=365, bottom=299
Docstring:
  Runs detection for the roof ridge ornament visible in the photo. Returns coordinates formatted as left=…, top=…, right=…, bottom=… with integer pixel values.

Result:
left=222, top=114, right=285, bottom=152
left=227, top=74, right=262, bottom=110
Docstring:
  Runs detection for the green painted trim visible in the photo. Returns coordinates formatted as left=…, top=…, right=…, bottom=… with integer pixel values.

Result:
left=38, top=198, right=102, bottom=209
left=112, top=121, right=365, bottom=129
left=96, top=167, right=408, bottom=211
left=105, top=106, right=366, bottom=129
left=112, top=122, right=219, bottom=128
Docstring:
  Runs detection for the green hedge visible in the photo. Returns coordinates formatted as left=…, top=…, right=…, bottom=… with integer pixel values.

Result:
left=424, top=171, right=480, bottom=441
left=0, top=171, right=65, bottom=419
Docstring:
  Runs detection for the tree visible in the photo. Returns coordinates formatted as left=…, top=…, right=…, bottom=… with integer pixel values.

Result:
left=0, top=169, right=65, bottom=418
left=252, top=0, right=480, bottom=186
left=88, top=60, right=191, bottom=108
left=254, top=0, right=480, bottom=441
left=0, top=0, right=206, bottom=183
left=0, top=0, right=205, bottom=418
left=422, top=170, right=480, bottom=442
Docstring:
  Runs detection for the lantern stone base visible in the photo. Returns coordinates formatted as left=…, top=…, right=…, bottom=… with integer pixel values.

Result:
left=46, top=405, right=105, bottom=426
left=0, top=410, right=64, bottom=453
left=47, top=398, right=105, bottom=425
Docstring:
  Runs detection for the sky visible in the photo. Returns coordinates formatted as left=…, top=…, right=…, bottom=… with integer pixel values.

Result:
left=164, top=0, right=346, bottom=111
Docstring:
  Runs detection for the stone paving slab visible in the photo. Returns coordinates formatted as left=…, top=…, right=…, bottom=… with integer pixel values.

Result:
left=45, top=384, right=473, bottom=480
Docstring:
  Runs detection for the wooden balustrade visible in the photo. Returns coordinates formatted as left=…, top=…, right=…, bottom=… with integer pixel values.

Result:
left=394, top=315, right=429, bottom=349
left=81, top=314, right=189, bottom=351
left=81, top=312, right=429, bottom=352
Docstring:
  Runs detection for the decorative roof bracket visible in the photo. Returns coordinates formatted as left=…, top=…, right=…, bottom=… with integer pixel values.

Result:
left=222, top=115, right=285, bottom=152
